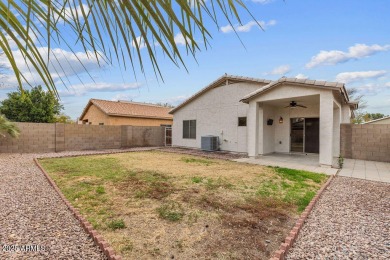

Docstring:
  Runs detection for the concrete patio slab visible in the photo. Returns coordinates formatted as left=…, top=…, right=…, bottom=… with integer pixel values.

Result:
left=234, top=153, right=338, bottom=175
left=339, top=158, right=390, bottom=183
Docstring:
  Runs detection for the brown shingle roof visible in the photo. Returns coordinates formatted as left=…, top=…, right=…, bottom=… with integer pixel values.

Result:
left=80, top=99, right=173, bottom=120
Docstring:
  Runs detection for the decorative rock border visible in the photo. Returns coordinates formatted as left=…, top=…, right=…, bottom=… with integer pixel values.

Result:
left=34, top=157, right=123, bottom=260
left=270, top=174, right=335, bottom=260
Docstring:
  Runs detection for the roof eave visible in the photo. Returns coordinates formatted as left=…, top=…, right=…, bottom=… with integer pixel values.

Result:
left=240, top=81, right=345, bottom=104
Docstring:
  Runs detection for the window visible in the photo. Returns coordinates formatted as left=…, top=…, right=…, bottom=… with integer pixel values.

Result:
left=183, top=120, right=196, bottom=139
left=99, top=123, right=104, bottom=125
left=238, top=117, right=247, bottom=126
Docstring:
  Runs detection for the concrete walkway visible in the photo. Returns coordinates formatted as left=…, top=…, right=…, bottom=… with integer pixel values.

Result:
left=234, top=153, right=338, bottom=175
left=339, top=158, right=390, bottom=183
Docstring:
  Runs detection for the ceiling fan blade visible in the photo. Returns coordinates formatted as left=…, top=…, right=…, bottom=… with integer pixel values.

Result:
left=284, top=105, right=291, bottom=108
left=296, top=104, right=307, bottom=108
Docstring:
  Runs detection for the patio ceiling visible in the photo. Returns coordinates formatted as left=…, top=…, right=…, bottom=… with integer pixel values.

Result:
left=260, top=94, right=320, bottom=108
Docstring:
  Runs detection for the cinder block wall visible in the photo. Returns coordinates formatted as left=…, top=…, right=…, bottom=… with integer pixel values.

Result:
left=0, top=123, right=56, bottom=153
left=0, top=123, right=165, bottom=153
left=340, top=123, right=390, bottom=162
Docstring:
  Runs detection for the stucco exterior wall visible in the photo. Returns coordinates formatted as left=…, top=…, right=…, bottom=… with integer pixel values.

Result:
left=172, top=81, right=353, bottom=164
left=108, top=116, right=173, bottom=126
left=82, top=105, right=110, bottom=125
left=81, top=104, right=173, bottom=126
left=172, top=82, right=265, bottom=152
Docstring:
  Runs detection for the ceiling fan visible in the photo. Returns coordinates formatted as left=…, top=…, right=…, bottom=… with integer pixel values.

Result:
left=285, top=101, right=307, bottom=109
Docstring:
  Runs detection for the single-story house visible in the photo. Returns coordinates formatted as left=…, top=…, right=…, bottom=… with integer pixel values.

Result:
left=79, top=99, right=173, bottom=126
left=169, top=74, right=358, bottom=167
left=363, top=116, right=390, bottom=124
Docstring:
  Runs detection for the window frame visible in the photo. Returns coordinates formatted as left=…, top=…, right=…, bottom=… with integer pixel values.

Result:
left=238, top=117, right=247, bottom=127
left=183, top=120, right=196, bottom=139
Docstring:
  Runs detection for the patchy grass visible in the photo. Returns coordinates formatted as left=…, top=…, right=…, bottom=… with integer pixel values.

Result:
left=107, top=219, right=126, bottom=230
left=157, top=202, right=185, bottom=221
left=258, top=167, right=328, bottom=212
left=39, top=151, right=328, bottom=259
left=180, top=157, right=215, bottom=166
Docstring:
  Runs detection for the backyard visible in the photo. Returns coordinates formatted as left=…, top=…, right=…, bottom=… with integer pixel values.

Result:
left=39, top=151, right=328, bottom=259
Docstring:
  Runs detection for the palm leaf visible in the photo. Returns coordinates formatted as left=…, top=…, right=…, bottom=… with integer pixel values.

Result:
left=0, top=0, right=256, bottom=95
left=0, top=114, right=20, bottom=138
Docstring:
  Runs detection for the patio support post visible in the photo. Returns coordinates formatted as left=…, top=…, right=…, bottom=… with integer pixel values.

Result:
left=319, top=93, right=334, bottom=166
left=247, top=101, right=259, bottom=157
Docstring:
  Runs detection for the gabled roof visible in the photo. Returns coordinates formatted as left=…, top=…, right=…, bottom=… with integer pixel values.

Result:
left=240, top=77, right=358, bottom=109
left=80, top=99, right=173, bottom=120
left=362, top=116, right=390, bottom=124
left=169, top=74, right=271, bottom=114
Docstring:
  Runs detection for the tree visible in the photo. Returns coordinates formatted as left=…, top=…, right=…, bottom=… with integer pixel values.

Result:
left=155, top=102, right=175, bottom=108
left=0, top=114, right=20, bottom=138
left=0, top=86, right=63, bottom=123
left=0, top=1, right=254, bottom=95
left=348, top=88, right=367, bottom=124
left=55, top=114, right=75, bottom=124
left=363, top=113, right=387, bottom=122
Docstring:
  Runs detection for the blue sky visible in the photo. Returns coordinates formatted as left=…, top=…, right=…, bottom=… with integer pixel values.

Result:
left=1, top=0, right=390, bottom=119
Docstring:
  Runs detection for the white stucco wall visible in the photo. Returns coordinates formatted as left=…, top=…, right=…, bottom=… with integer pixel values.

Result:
left=173, top=80, right=353, bottom=165
left=172, top=82, right=266, bottom=152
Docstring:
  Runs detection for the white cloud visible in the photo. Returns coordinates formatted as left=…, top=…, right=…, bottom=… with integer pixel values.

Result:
left=132, top=34, right=183, bottom=49
left=295, top=73, right=308, bottom=79
left=252, top=0, right=274, bottom=4
left=59, top=82, right=141, bottom=97
left=131, top=36, right=146, bottom=49
left=158, top=95, right=190, bottom=106
left=0, top=47, right=102, bottom=88
left=220, top=20, right=276, bottom=33
left=268, top=65, right=291, bottom=75
left=335, top=70, right=387, bottom=83
left=174, top=33, right=186, bottom=46
left=353, top=83, right=390, bottom=96
left=306, top=44, right=390, bottom=68
left=111, top=93, right=139, bottom=101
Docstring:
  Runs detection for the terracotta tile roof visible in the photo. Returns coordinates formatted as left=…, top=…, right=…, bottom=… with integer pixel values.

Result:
left=240, top=77, right=353, bottom=106
left=80, top=99, right=173, bottom=120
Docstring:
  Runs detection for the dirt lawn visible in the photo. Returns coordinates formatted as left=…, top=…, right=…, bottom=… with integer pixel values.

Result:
left=39, top=151, right=328, bottom=259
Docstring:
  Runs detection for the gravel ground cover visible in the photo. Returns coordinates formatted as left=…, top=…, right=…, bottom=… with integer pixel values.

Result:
left=286, top=176, right=390, bottom=259
left=0, top=148, right=155, bottom=259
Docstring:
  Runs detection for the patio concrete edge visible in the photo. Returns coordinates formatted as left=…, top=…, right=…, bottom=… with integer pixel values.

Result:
left=270, top=174, right=335, bottom=260
left=33, top=158, right=122, bottom=260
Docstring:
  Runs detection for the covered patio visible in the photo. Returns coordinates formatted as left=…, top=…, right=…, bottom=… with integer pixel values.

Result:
left=241, top=78, right=356, bottom=168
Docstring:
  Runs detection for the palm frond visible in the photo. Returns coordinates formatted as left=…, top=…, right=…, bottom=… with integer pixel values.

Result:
left=0, top=0, right=254, bottom=95
left=0, top=114, right=20, bottom=138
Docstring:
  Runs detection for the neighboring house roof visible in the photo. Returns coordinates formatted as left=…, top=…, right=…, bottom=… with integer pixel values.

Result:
left=169, top=74, right=272, bottom=114
left=80, top=99, right=173, bottom=120
left=240, top=77, right=358, bottom=109
left=362, top=116, right=390, bottom=124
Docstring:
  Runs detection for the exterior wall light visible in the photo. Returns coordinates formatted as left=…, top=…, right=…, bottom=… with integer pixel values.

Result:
left=279, top=117, right=283, bottom=124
